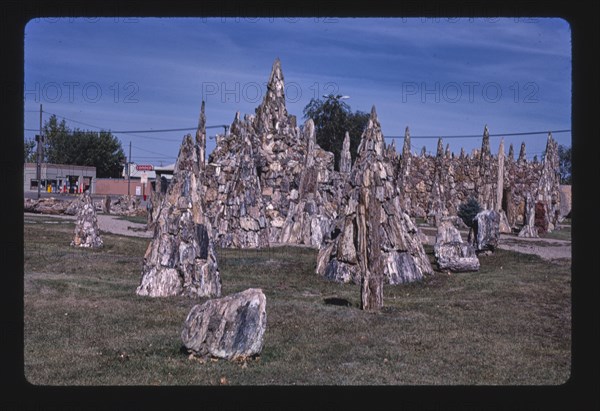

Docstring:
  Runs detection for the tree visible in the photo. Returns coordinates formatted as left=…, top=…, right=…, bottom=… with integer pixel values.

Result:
left=558, top=144, right=571, bottom=184
left=41, top=115, right=126, bottom=178
left=303, top=95, right=369, bottom=171
left=457, top=197, right=482, bottom=229
left=24, top=138, right=36, bottom=162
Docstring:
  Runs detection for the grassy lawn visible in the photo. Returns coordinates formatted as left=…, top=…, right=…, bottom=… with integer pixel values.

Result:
left=542, top=225, right=572, bottom=242
left=24, top=216, right=571, bottom=385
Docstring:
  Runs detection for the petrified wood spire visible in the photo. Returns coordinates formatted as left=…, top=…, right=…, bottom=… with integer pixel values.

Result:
left=136, top=134, right=221, bottom=298
left=316, top=106, right=433, bottom=290
left=339, top=131, right=352, bottom=174
left=70, top=191, right=103, bottom=248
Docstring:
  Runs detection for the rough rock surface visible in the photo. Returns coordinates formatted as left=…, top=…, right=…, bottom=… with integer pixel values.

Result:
left=70, top=192, right=103, bottom=248
left=24, top=197, right=79, bottom=215
left=203, top=59, right=340, bottom=248
left=136, top=134, right=221, bottom=298
left=518, top=194, right=539, bottom=238
left=433, top=220, right=479, bottom=272
left=109, top=195, right=145, bottom=216
left=498, top=210, right=512, bottom=234
left=470, top=209, right=500, bottom=253
left=316, top=106, right=433, bottom=287
left=181, top=288, right=267, bottom=360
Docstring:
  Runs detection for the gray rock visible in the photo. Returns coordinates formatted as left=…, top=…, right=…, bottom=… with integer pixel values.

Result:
left=70, top=192, right=103, bottom=248
left=518, top=193, right=539, bottom=238
left=471, top=209, right=500, bottom=252
left=181, top=288, right=267, bottom=360
left=136, top=134, right=221, bottom=298
left=434, top=220, right=479, bottom=272
left=317, top=106, right=433, bottom=294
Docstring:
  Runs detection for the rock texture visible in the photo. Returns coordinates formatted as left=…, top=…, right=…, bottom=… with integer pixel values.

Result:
left=434, top=220, right=479, bottom=272
left=108, top=195, right=145, bottom=216
left=136, top=134, right=221, bottom=298
left=181, top=288, right=267, bottom=360
left=70, top=191, right=103, bottom=248
left=316, top=106, right=433, bottom=288
left=203, top=59, right=340, bottom=248
left=470, top=209, right=500, bottom=253
left=24, top=197, right=79, bottom=215
left=518, top=194, right=539, bottom=238
left=395, top=128, right=564, bottom=231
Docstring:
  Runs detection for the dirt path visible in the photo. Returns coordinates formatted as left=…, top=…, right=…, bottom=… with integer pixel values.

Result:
left=419, top=227, right=571, bottom=262
left=25, top=212, right=152, bottom=238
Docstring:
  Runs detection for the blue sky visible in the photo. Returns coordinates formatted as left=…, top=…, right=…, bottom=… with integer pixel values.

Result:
left=24, top=17, right=571, bottom=166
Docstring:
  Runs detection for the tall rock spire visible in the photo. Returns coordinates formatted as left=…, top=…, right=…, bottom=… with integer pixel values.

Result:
left=339, top=131, right=352, bottom=174
left=195, top=100, right=207, bottom=170
left=402, top=126, right=411, bottom=159
left=508, top=143, right=515, bottom=161
left=436, top=138, right=444, bottom=157
left=480, top=125, right=491, bottom=159
left=496, top=138, right=505, bottom=211
left=137, top=134, right=221, bottom=298
left=357, top=105, right=385, bottom=157
left=518, top=142, right=527, bottom=164
left=254, top=58, right=290, bottom=135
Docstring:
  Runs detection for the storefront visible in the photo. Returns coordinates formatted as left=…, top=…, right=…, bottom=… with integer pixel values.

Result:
left=24, top=163, right=96, bottom=194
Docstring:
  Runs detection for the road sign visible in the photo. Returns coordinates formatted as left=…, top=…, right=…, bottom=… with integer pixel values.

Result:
left=136, top=164, right=154, bottom=171
left=140, top=172, right=148, bottom=184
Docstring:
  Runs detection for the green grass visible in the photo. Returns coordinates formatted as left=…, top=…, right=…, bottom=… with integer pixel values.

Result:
left=542, top=225, right=571, bottom=242
left=24, top=217, right=571, bottom=385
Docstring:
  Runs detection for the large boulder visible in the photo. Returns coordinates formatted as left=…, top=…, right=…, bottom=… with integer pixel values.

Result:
left=470, top=209, right=500, bottom=253
left=434, top=220, right=479, bottom=272
left=181, top=288, right=267, bottom=360
left=70, top=192, right=103, bottom=248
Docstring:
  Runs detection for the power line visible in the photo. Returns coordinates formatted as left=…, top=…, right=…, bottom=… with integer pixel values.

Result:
left=386, top=129, right=571, bottom=139
left=40, top=110, right=227, bottom=135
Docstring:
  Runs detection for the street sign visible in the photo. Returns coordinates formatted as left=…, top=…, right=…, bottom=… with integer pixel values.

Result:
left=140, top=172, right=148, bottom=184
left=136, top=164, right=154, bottom=171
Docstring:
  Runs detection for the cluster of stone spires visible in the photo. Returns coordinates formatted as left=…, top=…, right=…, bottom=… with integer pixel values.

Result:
left=136, top=58, right=564, bottom=304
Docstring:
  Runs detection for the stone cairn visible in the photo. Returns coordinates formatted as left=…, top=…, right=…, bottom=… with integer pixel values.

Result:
left=203, top=58, right=341, bottom=249
left=316, top=106, right=433, bottom=310
left=70, top=191, right=103, bottom=248
left=136, top=134, right=221, bottom=298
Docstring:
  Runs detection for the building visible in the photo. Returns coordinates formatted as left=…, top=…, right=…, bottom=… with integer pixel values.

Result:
left=94, top=163, right=158, bottom=198
left=24, top=162, right=96, bottom=193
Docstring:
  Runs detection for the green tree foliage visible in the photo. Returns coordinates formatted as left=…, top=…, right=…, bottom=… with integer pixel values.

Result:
left=558, top=144, right=571, bottom=184
left=303, top=95, right=369, bottom=171
left=41, top=115, right=126, bottom=178
left=457, top=197, right=482, bottom=229
left=24, top=138, right=36, bottom=162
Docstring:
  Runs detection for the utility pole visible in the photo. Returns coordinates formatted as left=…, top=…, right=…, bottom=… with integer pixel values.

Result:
left=36, top=103, right=43, bottom=199
left=127, top=141, right=131, bottom=196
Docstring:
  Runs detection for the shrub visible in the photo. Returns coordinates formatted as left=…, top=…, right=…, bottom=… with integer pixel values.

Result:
left=458, top=197, right=482, bottom=229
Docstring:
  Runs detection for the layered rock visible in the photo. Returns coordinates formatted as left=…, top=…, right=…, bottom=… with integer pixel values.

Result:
left=24, top=197, right=79, bottom=215
left=136, top=134, right=221, bottom=298
left=536, top=133, right=561, bottom=231
left=518, top=193, right=539, bottom=238
left=181, top=288, right=267, bottom=360
left=70, top=191, right=103, bottom=248
left=470, top=209, right=500, bottom=253
left=316, top=106, right=433, bottom=287
left=280, top=119, right=339, bottom=247
left=434, top=220, right=479, bottom=272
